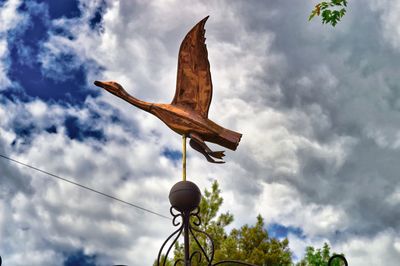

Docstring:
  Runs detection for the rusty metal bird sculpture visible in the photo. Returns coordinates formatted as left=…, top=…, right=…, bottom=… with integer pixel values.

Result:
left=94, top=16, right=242, bottom=163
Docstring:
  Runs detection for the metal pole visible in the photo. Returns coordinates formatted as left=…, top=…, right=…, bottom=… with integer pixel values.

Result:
left=182, top=134, right=187, bottom=181
left=181, top=135, right=190, bottom=265
left=183, top=211, right=190, bottom=266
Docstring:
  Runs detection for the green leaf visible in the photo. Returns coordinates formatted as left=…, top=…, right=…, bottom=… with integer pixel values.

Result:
left=340, top=8, right=346, bottom=17
left=309, top=10, right=317, bottom=21
left=309, top=0, right=349, bottom=26
left=320, top=2, right=330, bottom=9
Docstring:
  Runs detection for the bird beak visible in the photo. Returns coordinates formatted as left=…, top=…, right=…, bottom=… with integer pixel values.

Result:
left=94, top=80, right=108, bottom=89
left=94, top=80, right=127, bottom=98
left=94, top=80, right=118, bottom=94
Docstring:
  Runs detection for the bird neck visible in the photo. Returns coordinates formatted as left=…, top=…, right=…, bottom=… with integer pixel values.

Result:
left=123, top=94, right=153, bottom=112
left=107, top=88, right=153, bottom=112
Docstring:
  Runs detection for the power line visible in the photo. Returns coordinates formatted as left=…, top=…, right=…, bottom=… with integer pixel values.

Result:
left=0, top=154, right=171, bottom=220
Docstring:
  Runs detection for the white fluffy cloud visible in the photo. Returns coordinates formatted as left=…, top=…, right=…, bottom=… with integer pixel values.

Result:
left=1, top=96, right=178, bottom=265
left=2, top=0, right=400, bottom=265
left=0, top=0, right=25, bottom=88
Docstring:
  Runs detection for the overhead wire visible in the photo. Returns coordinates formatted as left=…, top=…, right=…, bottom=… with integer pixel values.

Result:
left=0, top=153, right=171, bottom=220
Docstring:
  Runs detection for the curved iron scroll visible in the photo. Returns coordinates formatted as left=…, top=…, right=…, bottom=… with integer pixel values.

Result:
left=328, top=254, right=348, bottom=266
left=157, top=207, right=184, bottom=266
left=157, top=206, right=258, bottom=266
left=157, top=206, right=349, bottom=266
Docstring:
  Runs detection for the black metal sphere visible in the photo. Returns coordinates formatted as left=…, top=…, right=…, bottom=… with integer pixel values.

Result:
left=169, top=181, right=201, bottom=212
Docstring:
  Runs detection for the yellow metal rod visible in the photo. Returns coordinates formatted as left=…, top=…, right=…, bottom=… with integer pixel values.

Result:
left=182, top=134, right=187, bottom=181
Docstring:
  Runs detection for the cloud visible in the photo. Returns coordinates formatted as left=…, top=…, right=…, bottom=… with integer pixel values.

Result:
left=370, top=0, right=400, bottom=50
left=2, top=0, right=400, bottom=265
left=337, top=230, right=400, bottom=265
left=0, top=96, right=179, bottom=265
left=0, top=0, right=26, bottom=89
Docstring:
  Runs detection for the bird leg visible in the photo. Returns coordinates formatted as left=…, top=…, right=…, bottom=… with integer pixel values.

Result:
left=189, top=133, right=225, bottom=164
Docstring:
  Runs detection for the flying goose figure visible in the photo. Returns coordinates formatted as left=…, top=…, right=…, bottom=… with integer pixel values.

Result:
left=94, top=16, right=242, bottom=163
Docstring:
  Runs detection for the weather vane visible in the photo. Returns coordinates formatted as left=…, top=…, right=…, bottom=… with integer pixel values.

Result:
left=94, top=16, right=242, bottom=175
left=94, top=17, right=348, bottom=266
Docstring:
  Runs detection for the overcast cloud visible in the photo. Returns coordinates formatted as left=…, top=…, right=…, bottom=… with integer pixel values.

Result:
left=1, top=0, right=400, bottom=265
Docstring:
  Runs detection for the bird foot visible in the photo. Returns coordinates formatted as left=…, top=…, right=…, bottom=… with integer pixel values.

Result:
left=189, top=138, right=225, bottom=164
left=210, top=159, right=225, bottom=164
left=205, top=154, right=225, bottom=164
left=207, top=150, right=225, bottom=160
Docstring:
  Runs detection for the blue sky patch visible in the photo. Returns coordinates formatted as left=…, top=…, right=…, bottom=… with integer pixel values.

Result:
left=63, top=250, right=97, bottom=266
left=5, top=0, right=98, bottom=105
left=51, top=26, right=75, bottom=41
left=17, top=2, right=48, bottom=49
left=267, top=223, right=304, bottom=239
left=45, top=125, right=57, bottom=134
left=10, top=112, right=38, bottom=146
left=12, top=122, right=34, bottom=146
left=64, top=116, right=105, bottom=142
left=38, top=0, right=81, bottom=20
left=162, top=148, right=182, bottom=162
left=89, top=0, right=107, bottom=32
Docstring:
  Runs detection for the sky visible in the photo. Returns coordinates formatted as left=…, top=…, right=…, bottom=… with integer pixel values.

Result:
left=1, top=0, right=400, bottom=265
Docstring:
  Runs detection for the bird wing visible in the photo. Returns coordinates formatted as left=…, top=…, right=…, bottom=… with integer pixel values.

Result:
left=172, top=16, right=213, bottom=118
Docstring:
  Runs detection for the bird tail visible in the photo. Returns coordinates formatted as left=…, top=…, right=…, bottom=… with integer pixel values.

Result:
left=217, top=129, right=242, bottom=151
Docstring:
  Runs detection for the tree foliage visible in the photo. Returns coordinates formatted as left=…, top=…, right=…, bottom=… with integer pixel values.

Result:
left=156, top=181, right=345, bottom=266
left=173, top=181, right=292, bottom=265
left=309, top=0, right=348, bottom=26
left=296, top=243, right=346, bottom=266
